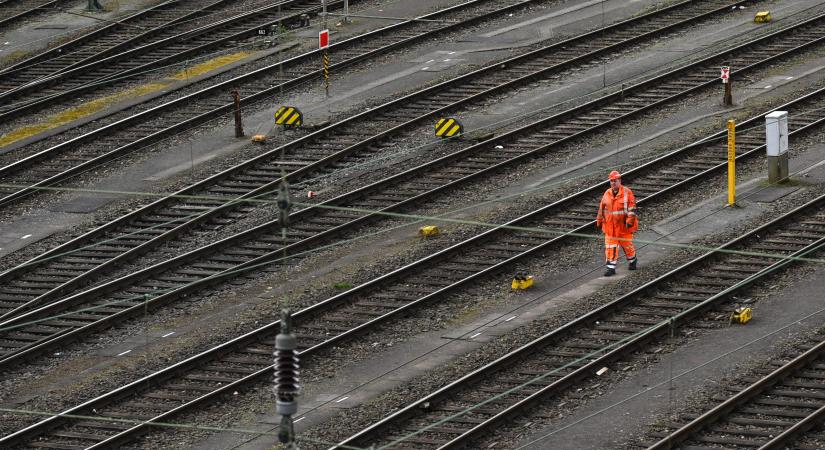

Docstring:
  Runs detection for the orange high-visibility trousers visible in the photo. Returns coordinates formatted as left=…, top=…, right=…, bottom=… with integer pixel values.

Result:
left=604, top=234, right=635, bottom=269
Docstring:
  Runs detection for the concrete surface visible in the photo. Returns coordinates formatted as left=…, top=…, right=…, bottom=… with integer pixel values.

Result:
left=4, top=0, right=825, bottom=449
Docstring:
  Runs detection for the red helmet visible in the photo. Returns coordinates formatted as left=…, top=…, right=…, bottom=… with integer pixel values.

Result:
left=609, top=170, right=621, bottom=181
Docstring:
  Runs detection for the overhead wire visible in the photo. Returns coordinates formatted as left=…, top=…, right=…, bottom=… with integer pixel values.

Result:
left=0, top=406, right=367, bottom=449
left=3, top=145, right=825, bottom=332
left=4, top=0, right=824, bottom=444
left=1, top=69, right=824, bottom=332
left=4, top=0, right=807, bottom=127
left=510, top=307, right=825, bottom=449
left=0, top=166, right=821, bottom=448
left=378, top=236, right=825, bottom=450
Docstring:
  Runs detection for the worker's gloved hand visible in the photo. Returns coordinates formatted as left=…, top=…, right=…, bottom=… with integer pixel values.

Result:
left=596, top=221, right=602, bottom=229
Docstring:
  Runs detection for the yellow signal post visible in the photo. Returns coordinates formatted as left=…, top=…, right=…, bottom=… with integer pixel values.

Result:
left=727, top=119, right=736, bottom=206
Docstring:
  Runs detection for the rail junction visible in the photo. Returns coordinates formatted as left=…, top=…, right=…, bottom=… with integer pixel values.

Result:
left=2, top=0, right=825, bottom=449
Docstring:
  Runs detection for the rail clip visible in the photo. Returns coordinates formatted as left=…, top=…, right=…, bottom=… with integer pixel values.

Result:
left=511, top=272, right=534, bottom=290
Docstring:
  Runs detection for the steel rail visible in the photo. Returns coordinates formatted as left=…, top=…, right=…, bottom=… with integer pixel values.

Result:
left=0, top=0, right=752, bottom=323
left=2, top=8, right=825, bottom=368
left=0, top=0, right=564, bottom=205
left=5, top=137, right=825, bottom=449
left=0, top=0, right=63, bottom=29
left=0, top=0, right=351, bottom=111
left=0, top=0, right=279, bottom=79
left=647, top=336, right=825, bottom=449
left=332, top=192, right=825, bottom=450
left=1, top=0, right=192, bottom=77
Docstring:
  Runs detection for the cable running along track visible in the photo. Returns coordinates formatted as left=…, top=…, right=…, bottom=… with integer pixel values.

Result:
left=0, top=0, right=771, bottom=323
left=0, top=0, right=620, bottom=203
left=2, top=5, right=825, bottom=370
left=644, top=334, right=825, bottom=448
left=5, top=124, right=825, bottom=449
left=0, top=0, right=357, bottom=109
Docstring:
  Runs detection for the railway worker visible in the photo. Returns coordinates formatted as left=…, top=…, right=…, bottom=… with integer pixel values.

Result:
left=595, top=170, right=638, bottom=276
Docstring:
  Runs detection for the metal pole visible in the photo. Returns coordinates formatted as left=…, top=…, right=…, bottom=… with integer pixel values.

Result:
left=278, top=3, right=283, bottom=97
left=723, top=65, right=733, bottom=106
left=323, top=0, right=330, bottom=97
left=232, top=91, right=244, bottom=137
left=601, top=0, right=606, bottom=87
left=727, top=119, right=736, bottom=206
left=344, top=0, right=349, bottom=24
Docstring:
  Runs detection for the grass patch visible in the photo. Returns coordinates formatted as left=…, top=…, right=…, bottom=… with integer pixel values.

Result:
left=333, top=282, right=353, bottom=290
left=168, top=51, right=251, bottom=80
left=0, top=50, right=251, bottom=148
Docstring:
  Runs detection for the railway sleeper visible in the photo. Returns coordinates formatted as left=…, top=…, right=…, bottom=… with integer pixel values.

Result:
left=98, top=410, right=156, bottom=420
left=74, top=420, right=132, bottom=431
left=402, top=425, right=467, bottom=435
left=184, top=373, right=239, bottom=383
left=201, top=364, right=260, bottom=375
left=322, top=315, right=363, bottom=325
left=723, top=415, right=802, bottom=428
left=4, top=331, right=45, bottom=342
left=667, top=285, right=723, bottom=295
left=640, top=298, right=699, bottom=309
left=693, top=271, right=749, bottom=281
left=0, top=339, right=31, bottom=348
left=163, top=383, right=216, bottom=392
left=434, top=404, right=505, bottom=416
left=140, top=389, right=191, bottom=403
left=48, top=430, right=109, bottom=441
left=0, top=286, right=50, bottom=296
left=371, top=292, right=424, bottom=301
left=381, top=434, right=449, bottom=446
left=477, top=386, right=541, bottom=396
left=623, top=306, right=681, bottom=317
left=356, top=300, right=408, bottom=309
left=749, top=243, right=804, bottom=252
left=298, top=322, right=355, bottom=333
left=769, top=388, right=825, bottom=399
left=751, top=397, right=824, bottom=410
left=690, top=434, right=773, bottom=447
left=608, top=315, right=664, bottom=325
left=707, top=426, right=786, bottom=439
left=498, top=376, right=557, bottom=387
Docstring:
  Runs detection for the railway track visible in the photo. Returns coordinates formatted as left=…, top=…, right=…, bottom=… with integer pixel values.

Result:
left=0, top=0, right=69, bottom=29
left=2, top=5, right=825, bottom=369
left=332, top=194, right=825, bottom=450
left=0, top=0, right=758, bottom=318
left=1, top=0, right=230, bottom=78
left=4, top=94, right=825, bottom=449
left=642, top=330, right=825, bottom=449
left=0, top=0, right=354, bottom=110
left=0, top=0, right=604, bottom=203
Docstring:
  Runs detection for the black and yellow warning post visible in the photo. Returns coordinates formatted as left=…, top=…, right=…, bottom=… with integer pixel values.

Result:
left=727, top=119, right=736, bottom=206
left=275, top=106, right=303, bottom=128
left=435, top=117, right=463, bottom=139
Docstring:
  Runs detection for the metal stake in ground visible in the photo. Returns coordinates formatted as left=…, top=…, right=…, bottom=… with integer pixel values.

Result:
left=321, top=0, right=330, bottom=97
left=232, top=91, right=244, bottom=138
left=721, top=65, right=733, bottom=106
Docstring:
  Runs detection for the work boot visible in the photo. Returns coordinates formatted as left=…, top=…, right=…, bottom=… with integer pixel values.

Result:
left=604, top=267, right=616, bottom=277
left=628, top=257, right=638, bottom=271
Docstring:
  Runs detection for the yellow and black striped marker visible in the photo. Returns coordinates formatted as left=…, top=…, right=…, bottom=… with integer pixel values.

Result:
left=435, top=117, right=463, bottom=139
left=275, top=106, right=303, bottom=128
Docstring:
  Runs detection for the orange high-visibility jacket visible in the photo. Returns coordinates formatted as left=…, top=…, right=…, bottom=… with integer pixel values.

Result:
left=596, top=185, right=638, bottom=237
